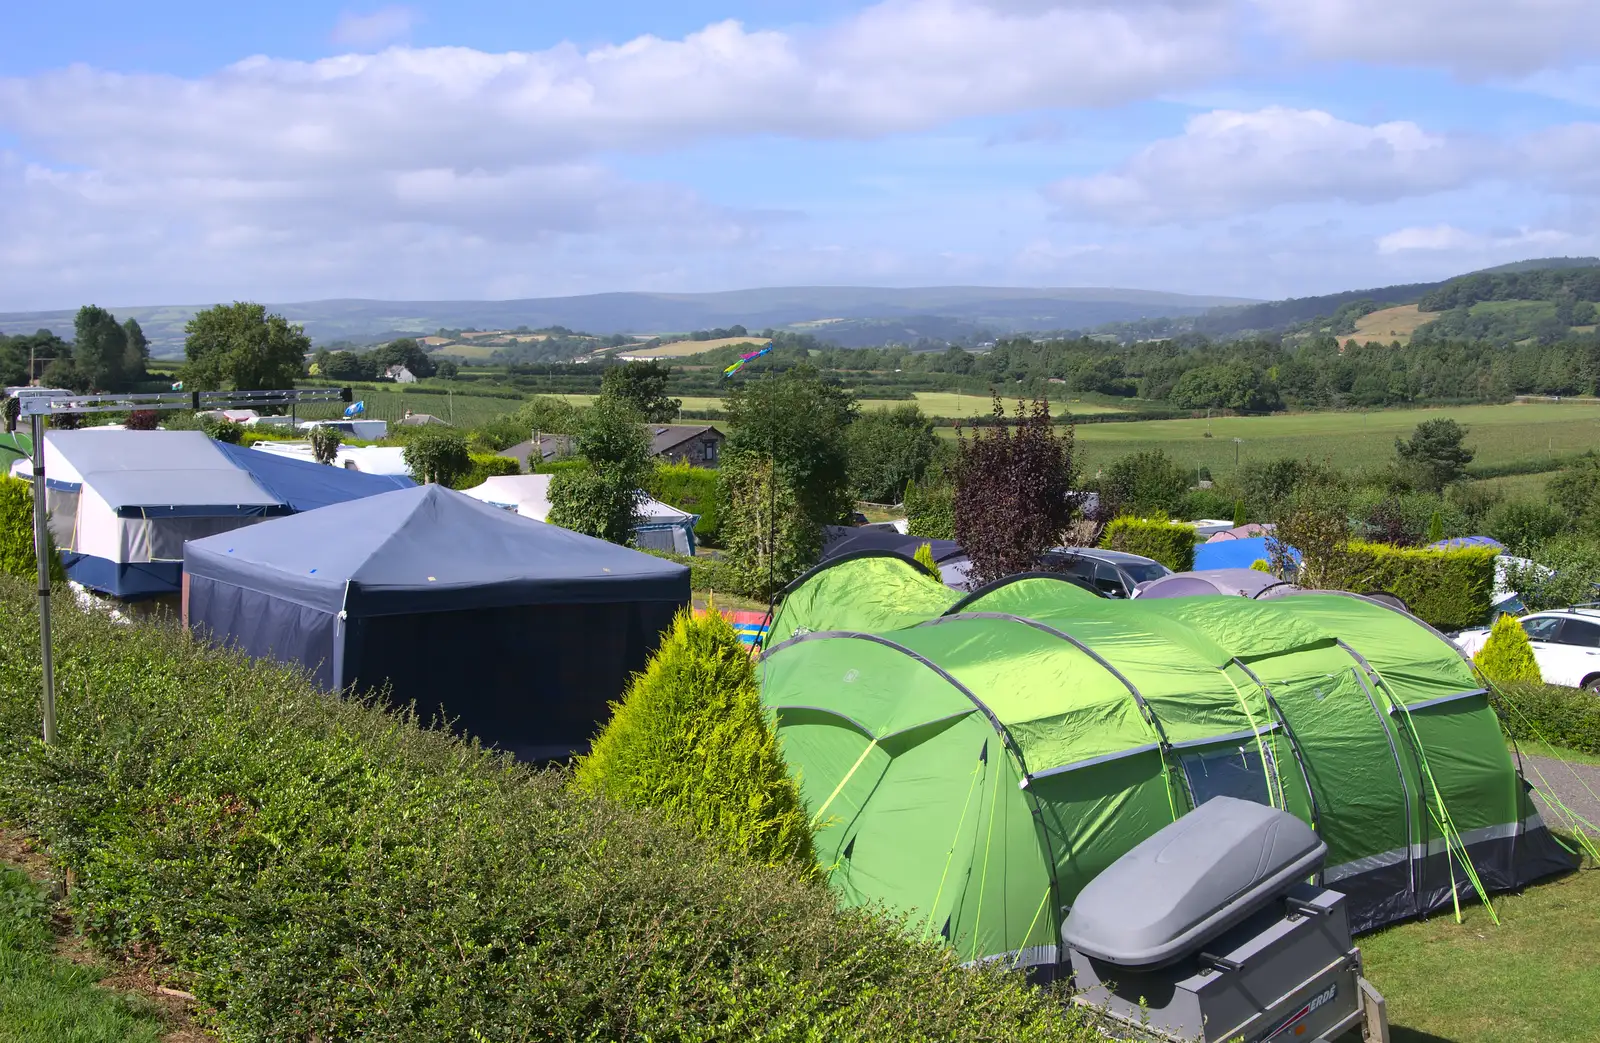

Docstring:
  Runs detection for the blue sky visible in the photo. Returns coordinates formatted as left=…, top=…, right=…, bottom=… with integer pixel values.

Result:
left=4, top=1, right=1600, bottom=309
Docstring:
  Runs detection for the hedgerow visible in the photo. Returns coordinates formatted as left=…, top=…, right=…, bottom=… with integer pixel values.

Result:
left=1099, top=516, right=1196, bottom=572
left=0, top=478, right=63, bottom=584
left=1493, top=681, right=1600, bottom=756
left=1335, top=541, right=1497, bottom=631
left=0, top=578, right=1096, bottom=1042
left=649, top=462, right=722, bottom=547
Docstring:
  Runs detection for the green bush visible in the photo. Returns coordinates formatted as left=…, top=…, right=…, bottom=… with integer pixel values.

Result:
left=1474, top=613, right=1542, bottom=684
left=0, top=579, right=1094, bottom=1042
left=1100, top=516, right=1196, bottom=572
left=1335, top=541, right=1496, bottom=631
left=1250, top=558, right=1273, bottom=572
left=575, top=609, right=815, bottom=873
left=649, top=462, right=722, bottom=547
left=1493, top=681, right=1600, bottom=756
left=0, top=478, right=63, bottom=584
left=457, top=452, right=520, bottom=489
left=913, top=542, right=943, bottom=584
left=1176, top=488, right=1232, bottom=521
left=904, top=478, right=955, bottom=540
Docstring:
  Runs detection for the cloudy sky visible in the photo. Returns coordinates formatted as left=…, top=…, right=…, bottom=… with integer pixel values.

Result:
left=5, top=0, right=1600, bottom=309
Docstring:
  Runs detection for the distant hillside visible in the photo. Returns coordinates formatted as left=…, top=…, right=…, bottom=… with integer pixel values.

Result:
left=0, top=286, right=1254, bottom=359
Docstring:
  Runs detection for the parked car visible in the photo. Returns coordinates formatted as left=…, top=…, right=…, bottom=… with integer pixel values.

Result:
left=1453, top=608, right=1600, bottom=691
left=1039, top=547, right=1173, bottom=599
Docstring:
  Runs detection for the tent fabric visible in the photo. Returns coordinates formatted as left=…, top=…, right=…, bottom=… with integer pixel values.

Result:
left=185, top=485, right=690, bottom=760
left=820, top=526, right=966, bottom=564
left=216, top=441, right=414, bottom=511
left=1205, top=523, right=1273, bottom=542
left=1136, top=568, right=1294, bottom=600
left=758, top=554, right=1575, bottom=972
left=1428, top=535, right=1505, bottom=552
left=461, top=474, right=699, bottom=555
left=1193, top=535, right=1285, bottom=571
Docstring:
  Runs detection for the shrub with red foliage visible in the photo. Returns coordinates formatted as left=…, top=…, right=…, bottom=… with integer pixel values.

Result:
left=953, top=396, right=1080, bottom=587
left=125, top=410, right=160, bottom=431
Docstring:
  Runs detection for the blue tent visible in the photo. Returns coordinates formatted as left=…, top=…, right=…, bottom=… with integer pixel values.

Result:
left=1193, top=535, right=1289, bottom=571
left=184, top=485, right=690, bottom=760
left=215, top=441, right=413, bottom=511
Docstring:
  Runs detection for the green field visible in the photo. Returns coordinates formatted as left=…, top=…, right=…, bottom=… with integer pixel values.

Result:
left=1359, top=864, right=1600, bottom=1042
left=938, top=402, right=1600, bottom=478
left=552, top=391, right=1129, bottom=420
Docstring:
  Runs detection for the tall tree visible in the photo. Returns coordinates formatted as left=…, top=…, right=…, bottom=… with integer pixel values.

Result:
left=954, top=397, right=1079, bottom=586
left=845, top=404, right=940, bottom=504
left=369, top=337, right=437, bottom=378
left=72, top=305, right=128, bottom=391
left=182, top=302, right=310, bottom=391
left=724, top=365, right=856, bottom=531
left=122, top=318, right=150, bottom=383
left=601, top=361, right=681, bottom=422
left=548, top=395, right=652, bottom=544
left=1098, top=449, right=1191, bottom=518
left=1394, top=418, right=1474, bottom=492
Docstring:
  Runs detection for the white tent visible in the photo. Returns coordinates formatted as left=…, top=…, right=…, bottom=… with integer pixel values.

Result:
left=251, top=441, right=411, bottom=476
left=461, top=473, right=700, bottom=555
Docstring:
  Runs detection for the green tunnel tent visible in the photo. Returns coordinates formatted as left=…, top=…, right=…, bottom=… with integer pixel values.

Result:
left=758, top=556, right=1576, bottom=972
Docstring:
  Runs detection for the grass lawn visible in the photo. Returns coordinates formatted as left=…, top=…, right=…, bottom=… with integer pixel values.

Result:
left=1508, top=736, right=1600, bottom=768
left=1358, top=864, right=1600, bottom=1042
left=1470, top=471, right=1557, bottom=501
left=0, top=866, right=168, bottom=1043
left=1021, top=401, right=1600, bottom=479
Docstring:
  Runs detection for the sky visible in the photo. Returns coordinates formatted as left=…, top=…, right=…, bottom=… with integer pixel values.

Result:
left=5, top=0, right=1600, bottom=309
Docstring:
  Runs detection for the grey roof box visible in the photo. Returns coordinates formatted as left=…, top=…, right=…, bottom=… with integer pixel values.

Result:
left=1063, top=797, right=1326, bottom=969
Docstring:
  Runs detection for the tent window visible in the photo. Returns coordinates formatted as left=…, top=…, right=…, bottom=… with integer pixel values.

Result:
left=1180, top=744, right=1273, bottom=809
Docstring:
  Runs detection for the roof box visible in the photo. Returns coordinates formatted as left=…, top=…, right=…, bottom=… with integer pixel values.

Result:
left=1062, top=797, right=1325, bottom=969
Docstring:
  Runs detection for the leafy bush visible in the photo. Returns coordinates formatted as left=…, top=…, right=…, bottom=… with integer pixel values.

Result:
left=1487, top=499, right=1570, bottom=557
left=1250, top=558, right=1272, bottom=572
left=124, top=410, right=160, bottom=431
left=1098, top=449, right=1191, bottom=518
left=1099, top=516, right=1196, bottom=572
left=459, top=452, right=519, bottom=489
left=402, top=428, right=472, bottom=486
left=1501, top=537, right=1600, bottom=612
left=1474, top=613, right=1542, bottom=684
left=0, top=478, right=63, bottom=584
left=575, top=609, right=814, bottom=872
left=1336, top=541, right=1497, bottom=631
left=846, top=404, right=939, bottom=503
left=1177, top=488, right=1231, bottom=522
left=720, top=454, right=819, bottom=598
left=0, top=578, right=1094, bottom=1041
left=308, top=424, right=342, bottom=466
left=650, top=462, right=722, bottom=547
left=548, top=395, right=652, bottom=545
left=1493, top=681, right=1600, bottom=755
left=904, top=477, right=955, bottom=540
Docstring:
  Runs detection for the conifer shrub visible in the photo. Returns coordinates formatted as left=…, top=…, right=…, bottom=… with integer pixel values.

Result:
left=1100, top=515, right=1196, bottom=572
left=0, top=478, right=63, bottom=584
left=0, top=577, right=1098, bottom=1042
left=1474, top=613, right=1543, bottom=684
left=913, top=542, right=943, bottom=584
left=575, top=608, right=815, bottom=873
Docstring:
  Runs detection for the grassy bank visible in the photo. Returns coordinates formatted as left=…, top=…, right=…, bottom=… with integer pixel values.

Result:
left=1359, top=864, right=1600, bottom=1042
left=0, top=579, right=1097, bottom=1042
left=0, top=866, right=168, bottom=1043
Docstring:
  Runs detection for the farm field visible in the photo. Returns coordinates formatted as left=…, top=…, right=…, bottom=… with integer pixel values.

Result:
left=556, top=390, right=1129, bottom=419
left=297, top=388, right=524, bottom=428
left=1351, top=304, right=1430, bottom=344
left=620, top=336, right=770, bottom=358
left=949, top=401, right=1600, bottom=478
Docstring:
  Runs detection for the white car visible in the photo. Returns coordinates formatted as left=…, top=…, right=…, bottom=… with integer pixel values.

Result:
left=1453, top=608, right=1600, bottom=691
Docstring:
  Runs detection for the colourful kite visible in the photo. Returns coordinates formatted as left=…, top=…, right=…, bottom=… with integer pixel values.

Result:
left=722, top=345, right=772, bottom=377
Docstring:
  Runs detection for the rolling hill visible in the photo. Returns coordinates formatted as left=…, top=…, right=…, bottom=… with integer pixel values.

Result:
left=0, top=286, right=1254, bottom=359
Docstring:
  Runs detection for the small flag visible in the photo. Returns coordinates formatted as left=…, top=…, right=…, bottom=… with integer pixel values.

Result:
left=343, top=400, right=365, bottom=418
left=170, top=380, right=183, bottom=391
left=722, top=345, right=772, bottom=378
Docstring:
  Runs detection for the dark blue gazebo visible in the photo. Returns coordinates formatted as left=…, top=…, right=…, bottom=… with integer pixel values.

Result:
left=184, top=484, right=690, bottom=759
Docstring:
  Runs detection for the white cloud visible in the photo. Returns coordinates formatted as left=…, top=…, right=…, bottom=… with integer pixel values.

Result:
left=1048, top=107, right=1498, bottom=223
left=1376, top=223, right=1573, bottom=255
left=330, top=7, right=419, bottom=49
left=1253, top=0, right=1600, bottom=78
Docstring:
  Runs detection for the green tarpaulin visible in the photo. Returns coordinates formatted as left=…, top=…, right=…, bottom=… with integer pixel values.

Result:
left=758, top=555, right=1576, bottom=973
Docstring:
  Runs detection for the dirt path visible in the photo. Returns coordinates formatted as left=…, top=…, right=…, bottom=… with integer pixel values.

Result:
left=1517, top=753, right=1600, bottom=833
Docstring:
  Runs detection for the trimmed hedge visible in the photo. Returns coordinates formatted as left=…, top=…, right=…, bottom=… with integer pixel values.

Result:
left=456, top=451, right=521, bottom=489
left=649, top=462, right=722, bottom=547
left=0, top=478, right=63, bottom=584
left=1336, top=541, right=1496, bottom=631
left=645, top=549, right=749, bottom=598
left=575, top=609, right=815, bottom=872
left=0, top=579, right=1097, bottom=1041
left=1493, top=681, right=1600, bottom=756
left=1100, top=516, right=1196, bottom=572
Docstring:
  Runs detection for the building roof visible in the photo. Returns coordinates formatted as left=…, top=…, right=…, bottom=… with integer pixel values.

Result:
left=397, top=413, right=451, bottom=426
left=648, top=424, right=722, bottom=455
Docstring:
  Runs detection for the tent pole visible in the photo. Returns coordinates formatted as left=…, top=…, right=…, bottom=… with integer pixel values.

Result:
left=30, top=413, right=55, bottom=744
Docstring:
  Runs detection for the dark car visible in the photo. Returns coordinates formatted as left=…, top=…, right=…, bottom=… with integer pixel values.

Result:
left=1038, top=547, right=1173, bottom=598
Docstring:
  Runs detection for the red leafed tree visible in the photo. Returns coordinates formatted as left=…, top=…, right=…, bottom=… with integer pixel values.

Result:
left=954, top=396, right=1080, bottom=587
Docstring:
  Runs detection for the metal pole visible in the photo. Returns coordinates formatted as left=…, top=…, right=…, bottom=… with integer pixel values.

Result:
left=30, top=413, right=55, bottom=744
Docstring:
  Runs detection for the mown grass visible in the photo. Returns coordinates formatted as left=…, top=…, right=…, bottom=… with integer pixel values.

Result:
left=0, top=867, right=167, bottom=1043
left=1358, top=864, right=1600, bottom=1043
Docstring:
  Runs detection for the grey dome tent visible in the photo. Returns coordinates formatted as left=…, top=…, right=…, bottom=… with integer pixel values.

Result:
left=1136, top=568, right=1296, bottom=600
left=183, top=485, right=689, bottom=760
